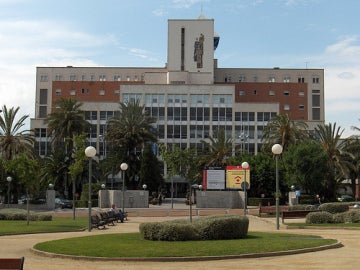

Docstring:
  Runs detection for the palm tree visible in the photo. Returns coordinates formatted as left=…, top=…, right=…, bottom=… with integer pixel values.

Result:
left=0, top=105, right=34, bottom=160
left=315, top=123, right=353, bottom=201
left=45, top=98, right=89, bottom=153
left=106, top=99, right=157, bottom=152
left=106, top=100, right=157, bottom=186
left=45, top=98, right=89, bottom=198
left=200, top=128, right=233, bottom=167
left=261, top=113, right=308, bottom=152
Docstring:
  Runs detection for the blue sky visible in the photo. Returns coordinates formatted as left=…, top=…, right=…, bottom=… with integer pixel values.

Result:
left=0, top=0, right=359, bottom=137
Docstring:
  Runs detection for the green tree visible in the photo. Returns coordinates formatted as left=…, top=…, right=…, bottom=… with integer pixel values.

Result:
left=40, top=148, right=68, bottom=194
left=0, top=105, right=34, bottom=160
left=45, top=98, right=89, bottom=195
left=160, top=145, right=200, bottom=186
left=45, top=98, right=89, bottom=153
left=5, top=153, right=41, bottom=224
left=282, top=141, right=328, bottom=196
left=139, top=144, right=163, bottom=193
left=68, top=134, right=88, bottom=218
left=200, top=128, right=232, bottom=167
left=315, top=123, right=353, bottom=201
left=261, top=113, right=308, bottom=152
left=106, top=100, right=157, bottom=187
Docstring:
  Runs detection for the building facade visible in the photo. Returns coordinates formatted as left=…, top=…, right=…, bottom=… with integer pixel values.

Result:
left=31, top=15, right=325, bottom=162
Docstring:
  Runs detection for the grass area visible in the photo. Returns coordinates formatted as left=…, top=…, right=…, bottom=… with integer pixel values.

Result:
left=33, top=232, right=337, bottom=258
left=0, top=217, right=87, bottom=235
left=286, top=222, right=360, bottom=228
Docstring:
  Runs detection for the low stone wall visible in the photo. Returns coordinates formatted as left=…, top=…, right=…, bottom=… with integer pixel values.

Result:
left=196, top=190, right=244, bottom=209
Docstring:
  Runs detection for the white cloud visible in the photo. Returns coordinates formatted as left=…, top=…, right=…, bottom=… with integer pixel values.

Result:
left=0, top=19, right=114, bottom=129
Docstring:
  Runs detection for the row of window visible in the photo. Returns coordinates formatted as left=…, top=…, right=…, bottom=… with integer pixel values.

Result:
left=224, top=75, right=321, bottom=84
left=40, top=74, right=144, bottom=82
left=239, top=89, right=305, bottom=97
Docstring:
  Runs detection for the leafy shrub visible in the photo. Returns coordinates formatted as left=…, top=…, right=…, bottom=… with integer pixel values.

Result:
left=194, top=215, right=248, bottom=240
left=319, top=203, right=349, bottom=214
left=139, top=215, right=248, bottom=241
left=0, top=208, right=52, bottom=221
left=306, top=211, right=333, bottom=224
left=332, top=213, right=345, bottom=223
left=343, top=210, right=360, bottom=223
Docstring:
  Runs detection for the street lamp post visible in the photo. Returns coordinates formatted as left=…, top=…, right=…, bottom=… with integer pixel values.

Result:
left=6, top=176, right=12, bottom=207
left=189, top=184, right=202, bottom=223
left=120, top=163, right=128, bottom=214
left=272, top=144, right=283, bottom=230
left=241, top=162, right=249, bottom=215
left=85, top=146, right=97, bottom=232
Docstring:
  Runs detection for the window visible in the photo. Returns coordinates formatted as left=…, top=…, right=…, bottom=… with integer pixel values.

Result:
left=298, top=77, right=305, bottom=83
left=99, top=75, right=106, bottom=81
left=283, top=91, right=290, bottom=96
left=299, top=91, right=305, bottom=97
left=134, top=75, right=138, bottom=81
left=269, top=90, right=275, bottom=96
left=312, top=77, right=320, bottom=84
left=312, top=108, right=320, bottom=120
left=299, top=104, right=305, bottom=110
left=238, top=76, right=246, bottom=82
left=239, top=90, right=246, bottom=96
left=70, top=75, right=76, bottom=81
left=114, top=75, right=121, bottom=81
left=284, top=104, right=290, bottom=110
left=114, top=89, right=120, bottom=95
left=268, top=77, right=275, bottom=82
left=253, top=76, right=258, bottom=82
left=40, top=75, right=48, bottom=82
left=312, top=95, right=320, bottom=107
left=81, top=88, right=89, bottom=94
left=126, top=76, right=130, bottom=81
left=90, top=75, right=95, bottom=81
left=99, top=89, right=105, bottom=95
left=55, top=89, right=61, bottom=96
left=283, top=76, right=290, bottom=83
left=70, top=89, right=76, bottom=95
left=39, top=89, right=48, bottom=104
left=81, top=75, right=86, bottom=81
left=39, top=106, right=47, bottom=118
left=253, top=90, right=257, bottom=95
left=312, top=89, right=320, bottom=94
left=55, top=75, right=62, bottom=81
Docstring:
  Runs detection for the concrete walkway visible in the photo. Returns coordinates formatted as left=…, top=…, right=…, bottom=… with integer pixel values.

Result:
left=1, top=203, right=360, bottom=269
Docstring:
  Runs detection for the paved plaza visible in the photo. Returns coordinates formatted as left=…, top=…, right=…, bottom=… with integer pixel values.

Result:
left=1, top=202, right=359, bottom=269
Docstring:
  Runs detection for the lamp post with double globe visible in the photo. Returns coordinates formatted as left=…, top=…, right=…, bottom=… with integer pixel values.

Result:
left=272, top=144, right=283, bottom=230
left=85, top=146, right=96, bottom=232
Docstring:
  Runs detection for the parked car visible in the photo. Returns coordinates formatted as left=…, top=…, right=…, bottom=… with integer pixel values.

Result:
left=337, top=195, right=355, bottom=202
left=55, top=198, right=72, bottom=209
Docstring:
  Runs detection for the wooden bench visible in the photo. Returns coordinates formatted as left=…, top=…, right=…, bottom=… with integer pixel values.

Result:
left=258, top=205, right=288, bottom=216
left=0, top=257, right=24, bottom=270
left=91, top=215, right=106, bottom=230
left=282, top=210, right=318, bottom=223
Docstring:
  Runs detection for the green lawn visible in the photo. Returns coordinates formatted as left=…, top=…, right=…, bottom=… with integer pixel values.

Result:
left=0, top=217, right=87, bottom=235
left=33, top=232, right=337, bottom=258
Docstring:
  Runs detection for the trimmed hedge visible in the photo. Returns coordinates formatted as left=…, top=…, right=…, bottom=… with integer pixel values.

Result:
left=306, top=209, right=360, bottom=224
left=319, top=203, right=349, bottom=214
left=139, top=215, right=249, bottom=241
left=306, top=211, right=333, bottom=224
left=0, top=208, right=52, bottom=221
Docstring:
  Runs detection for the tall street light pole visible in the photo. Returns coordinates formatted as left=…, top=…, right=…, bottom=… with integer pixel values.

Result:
left=6, top=176, right=12, bottom=207
left=241, top=162, right=249, bottom=215
left=85, top=146, right=96, bottom=232
left=272, top=144, right=283, bottom=230
left=120, top=162, right=128, bottom=214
